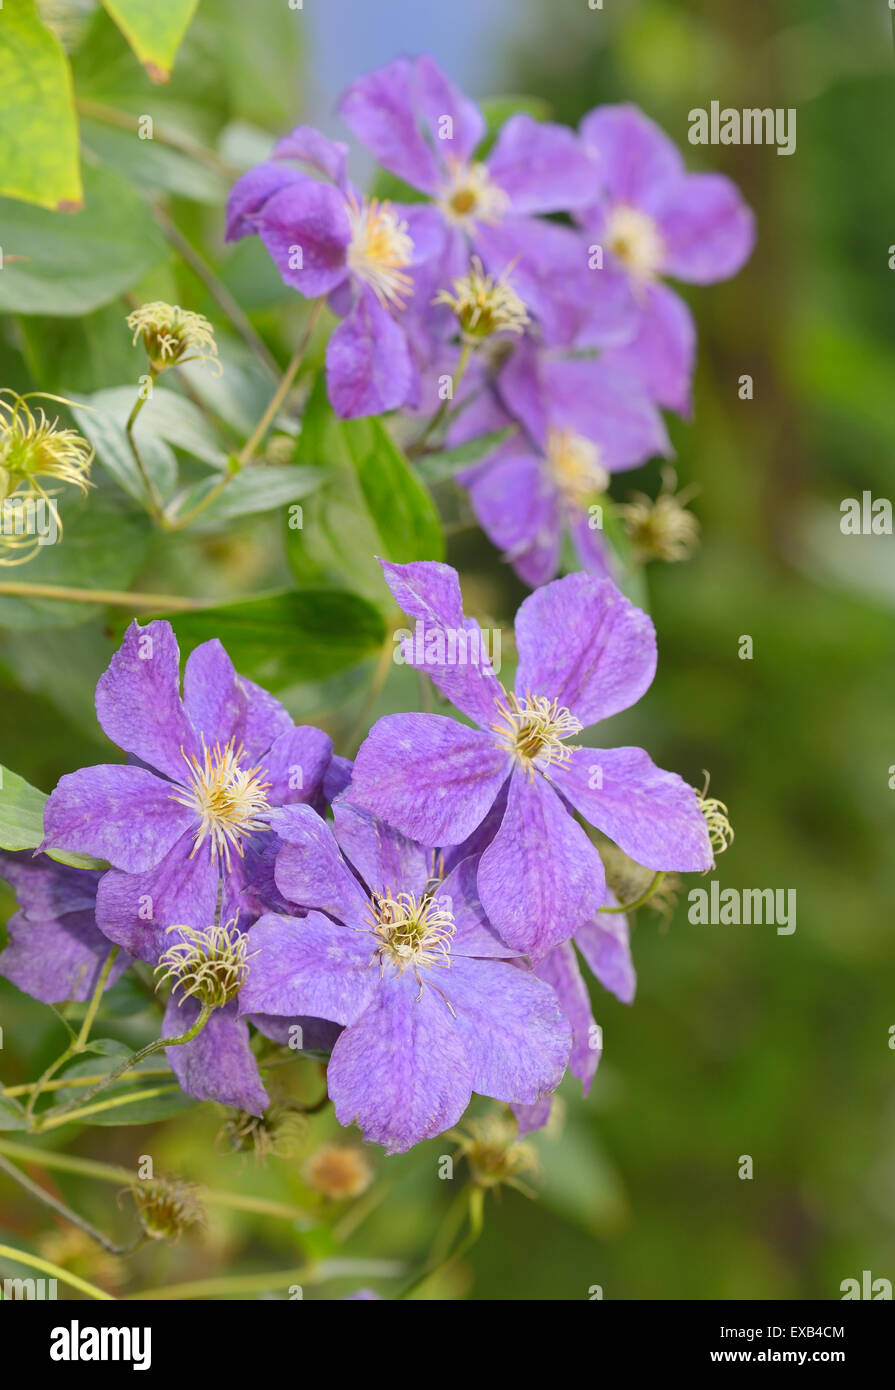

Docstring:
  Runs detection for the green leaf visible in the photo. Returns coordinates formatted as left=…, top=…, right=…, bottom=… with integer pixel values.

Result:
left=0, top=488, right=150, bottom=631
left=341, top=417, right=445, bottom=565
left=0, top=164, right=168, bottom=316
left=157, top=590, right=387, bottom=688
left=0, top=1096, right=28, bottom=1132
left=0, top=763, right=107, bottom=869
left=70, top=397, right=177, bottom=505
left=0, top=0, right=82, bottom=210
left=0, top=764, right=45, bottom=851
left=55, top=1052, right=196, bottom=1125
left=100, top=0, right=200, bottom=83
left=415, top=427, right=517, bottom=484
left=170, top=465, right=323, bottom=530
left=90, top=385, right=226, bottom=468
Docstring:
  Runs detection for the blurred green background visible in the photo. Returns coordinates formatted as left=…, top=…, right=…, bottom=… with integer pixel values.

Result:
left=1, top=0, right=894, bottom=1300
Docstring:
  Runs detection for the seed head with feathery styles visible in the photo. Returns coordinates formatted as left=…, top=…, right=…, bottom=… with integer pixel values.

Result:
left=126, top=302, right=221, bottom=375
left=0, top=391, right=92, bottom=499
left=434, top=257, right=529, bottom=340
left=155, top=919, right=258, bottom=1009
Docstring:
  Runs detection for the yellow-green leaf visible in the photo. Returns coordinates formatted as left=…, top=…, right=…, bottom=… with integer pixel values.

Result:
left=0, top=0, right=82, bottom=210
left=100, top=0, right=199, bottom=83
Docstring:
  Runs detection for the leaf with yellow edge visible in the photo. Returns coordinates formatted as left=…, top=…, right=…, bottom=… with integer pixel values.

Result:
left=100, top=0, right=200, bottom=83
left=0, top=0, right=82, bottom=210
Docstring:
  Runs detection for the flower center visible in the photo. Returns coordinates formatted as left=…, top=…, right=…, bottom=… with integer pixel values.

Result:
left=604, top=203, right=665, bottom=279
left=155, top=920, right=257, bottom=1009
left=491, top=690, right=582, bottom=777
left=545, top=428, right=610, bottom=509
left=438, top=161, right=509, bottom=230
left=172, top=737, right=270, bottom=869
left=345, top=193, right=414, bottom=308
left=367, top=890, right=454, bottom=980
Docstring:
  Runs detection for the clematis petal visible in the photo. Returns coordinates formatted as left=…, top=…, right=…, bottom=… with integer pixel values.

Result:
left=337, top=57, right=442, bottom=196
left=569, top=512, right=612, bottom=581
left=42, top=765, right=195, bottom=874
left=263, top=725, right=333, bottom=809
left=325, top=287, right=413, bottom=419
left=415, top=54, right=485, bottom=169
left=477, top=767, right=607, bottom=958
left=164, top=994, right=269, bottom=1116
left=512, top=1095, right=553, bottom=1137
left=444, top=954, right=570, bottom=1104
left=513, top=573, right=656, bottom=728
left=654, top=172, right=755, bottom=284
left=95, top=619, right=198, bottom=781
left=249, top=1012, right=342, bottom=1054
left=575, top=909, right=636, bottom=1005
left=239, top=911, right=378, bottom=1026
left=255, top=178, right=351, bottom=298
left=272, top=125, right=350, bottom=191
left=540, top=357, right=671, bottom=470
left=332, top=801, right=430, bottom=900
left=327, top=970, right=473, bottom=1153
left=463, top=452, right=562, bottom=589
left=579, top=104, right=683, bottom=209
left=379, top=559, right=505, bottom=726
left=349, top=713, right=511, bottom=846
left=0, top=851, right=100, bottom=919
left=95, top=833, right=220, bottom=963
left=534, top=941, right=601, bottom=1092
left=601, top=281, right=696, bottom=417
left=434, top=855, right=517, bottom=958
left=553, top=744, right=712, bottom=872
left=182, top=640, right=244, bottom=749
left=271, top=804, right=370, bottom=922
left=238, top=676, right=295, bottom=761
left=225, top=161, right=307, bottom=241
left=487, top=115, right=598, bottom=214
left=0, top=907, right=129, bottom=1006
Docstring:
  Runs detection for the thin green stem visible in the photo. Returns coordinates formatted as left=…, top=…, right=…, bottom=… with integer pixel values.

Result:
left=400, top=1183, right=484, bottom=1299
left=25, top=947, right=119, bottom=1121
left=3, top=1066, right=171, bottom=1100
left=408, top=340, right=472, bottom=456
left=37, top=1085, right=182, bottom=1133
left=34, top=1004, right=213, bottom=1131
left=0, top=581, right=205, bottom=609
left=0, top=1153, right=137, bottom=1256
left=600, top=870, right=665, bottom=914
left=238, top=302, right=324, bottom=466
left=0, top=1242, right=114, bottom=1300
left=125, top=369, right=165, bottom=518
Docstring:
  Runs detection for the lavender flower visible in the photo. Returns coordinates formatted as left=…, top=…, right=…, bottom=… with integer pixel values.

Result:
left=576, top=104, right=755, bottom=414
left=348, top=561, right=713, bottom=958
left=450, top=339, right=670, bottom=586
left=337, top=55, right=628, bottom=348
left=226, top=126, right=445, bottom=418
left=41, top=620, right=334, bottom=965
left=238, top=800, right=571, bottom=1153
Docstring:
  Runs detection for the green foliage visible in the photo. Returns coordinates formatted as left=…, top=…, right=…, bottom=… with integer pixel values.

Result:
left=99, top=0, right=200, bottom=83
left=0, top=0, right=82, bottom=210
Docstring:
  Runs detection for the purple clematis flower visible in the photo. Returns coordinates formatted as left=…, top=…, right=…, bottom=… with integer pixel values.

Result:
left=226, top=126, right=445, bottom=418
left=41, top=620, right=334, bottom=967
left=336, top=55, right=619, bottom=347
left=450, top=339, right=670, bottom=586
left=348, top=561, right=713, bottom=960
left=0, top=852, right=130, bottom=1005
left=575, top=104, right=755, bottom=415
left=238, top=799, right=571, bottom=1154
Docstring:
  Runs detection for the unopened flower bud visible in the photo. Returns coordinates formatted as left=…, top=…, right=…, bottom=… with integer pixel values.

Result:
left=453, top=1112, right=538, bottom=1195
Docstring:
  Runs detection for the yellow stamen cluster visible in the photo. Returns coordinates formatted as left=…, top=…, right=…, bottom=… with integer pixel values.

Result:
left=492, top=690, right=582, bottom=778
left=0, top=391, right=93, bottom=567
left=453, top=1112, right=539, bottom=1196
left=434, top=256, right=529, bottom=339
left=126, top=301, right=221, bottom=374
left=545, top=428, right=610, bottom=509
left=155, top=920, right=257, bottom=1009
left=171, top=737, right=270, bottom=869
left=345, top=193, right=414, bottom=308
left=618, top=470, right=700, bottom=564
left=604, top=202, right=666, bottom=280
left=698, top=784, right=735, bottom=860
left=366, top=889, right=455, bottom=989
left=129, top=1175, right=204, bottom=1242
left=438, top=161, right=509, bottom=229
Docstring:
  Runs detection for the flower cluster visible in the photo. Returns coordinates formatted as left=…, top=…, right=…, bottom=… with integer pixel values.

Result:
left=2, top=552, right=726, bottom=1153
left=227, top=58, right=753, bottom=584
